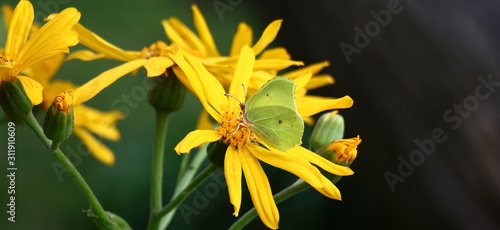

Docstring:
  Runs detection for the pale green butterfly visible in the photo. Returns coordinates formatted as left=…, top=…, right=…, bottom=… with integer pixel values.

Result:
left=226, top=76, right=304, bottom=151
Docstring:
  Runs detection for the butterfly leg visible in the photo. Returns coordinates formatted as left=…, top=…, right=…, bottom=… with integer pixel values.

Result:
left=231, top=122, right=244, bottom=135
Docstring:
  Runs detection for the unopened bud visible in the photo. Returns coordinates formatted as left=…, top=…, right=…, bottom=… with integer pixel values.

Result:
left=310, top=111, right=344, bottom=151
left=147, top=71, right=187, bottom=113
left=43, top=91, right=74, bottom=142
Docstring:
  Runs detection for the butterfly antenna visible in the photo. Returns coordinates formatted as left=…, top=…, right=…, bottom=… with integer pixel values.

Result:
left=224, top=93, right=243, bottom=104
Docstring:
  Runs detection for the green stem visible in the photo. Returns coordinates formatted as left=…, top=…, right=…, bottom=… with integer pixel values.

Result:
left=148, top=163, right=220, bottom=230
left=52, top=148, right=113, bottom=225
left=21, top=112, right=51, bottom=148
left=21, top=111, right=113, bottom=227
left=176, top=153, right=190, bottom=187
left=162, top=144, right=208, bottom=229
left=228, top=179, right=311, bottom=230
left=149, top=110, right=172, bottom=213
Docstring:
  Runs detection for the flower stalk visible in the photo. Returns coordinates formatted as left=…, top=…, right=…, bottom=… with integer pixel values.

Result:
left=149, top=111, right=172, bottom=215
left=148, top=163, right=220, bottom=230
left=21, top=111, right=116, bottom=228
left=227, top=179, right=315, bottom=230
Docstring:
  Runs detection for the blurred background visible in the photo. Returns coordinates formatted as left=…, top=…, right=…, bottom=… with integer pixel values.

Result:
left=1, top=0, right=500, bottom=229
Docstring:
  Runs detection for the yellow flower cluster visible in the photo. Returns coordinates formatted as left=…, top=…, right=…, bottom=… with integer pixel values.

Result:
left=0, top=1, right=361, bottom=229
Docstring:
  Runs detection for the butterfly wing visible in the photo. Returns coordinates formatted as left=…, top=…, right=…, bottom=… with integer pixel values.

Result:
left=246, top=106, right=304, bottom=151
left=245, top=77, right=298, bottom=112
left=245, top=77, right=304, bottom=151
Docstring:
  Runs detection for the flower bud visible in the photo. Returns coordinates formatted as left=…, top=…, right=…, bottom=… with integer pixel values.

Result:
left=316, top=136, right=361, bottom=184
left=310, top=111, right=344, bottom=151
left=207, top=141, right=229, bottom=168
left=43, top=91, right=74, bottom=142
left=147, top=71, right=187, bottom=113
left=317, top=135, right=361, bottom=166
left=0, top=78, right=33, bottom=117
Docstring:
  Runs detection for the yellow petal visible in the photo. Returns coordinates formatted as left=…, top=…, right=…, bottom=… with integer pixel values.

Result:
left=144, top=57, right=174, bottom=77
left=228, top=46, right=255, bottom=111
left=73, top=59, right=147, bottom=106
left=282, top=61, right=330, bottom=80
left=73, top=23, right=137, bottom=62
left=74, top=127, right=115, bottom=166
left=172, top=66, right=195, bottom=94
left=230, top=22, right=253, bottom=57
left=174, top=129, right=222, bottom=154
left=192, top=4, right=220, bottom=57
left=253, top=59, right=303, bottom=71
left=16, top=75, right=42, bottom=105
left=5, top=0, right=33, bottom=60
left=224, top=146, right=242, bottom=216
left=25, top=53, right=65, bottom=87
left=297, top=96, right=353, bottom=118
left=303, top=116, right=315, bottom=126
left=247, top=71, right=275, bottom=95
left=238, top=148, right=279, bottom=229
left=171, top=49, right=226, bottom=118
left=168, top=50, right=216, bottom=118
left=195, top=109, right=214, bottom=130
left=288, top=146, right=354, bottom=176
left=17, top=7, right=80, bottom=73
left=168, top=17, right=207, bottom=55
left=305, top=74, right=335, bottom=90
left=162, top=19, right=190, bottom=50
left=41, top=80, right=76, bottom=108
left=249, top=145, right=323, bottom=188
left=258, top=47, right=290, bottom=61
left=314, top=176, right=342, bottom=200
left=252, top=19, right=282, bottom=56
left=67, top=49, right=106, bottom=61
left=292, top=72, right=312, bottom=93
left=74, top=105, right=123, bottom=141
left=2, top=4, right=13, bottom=29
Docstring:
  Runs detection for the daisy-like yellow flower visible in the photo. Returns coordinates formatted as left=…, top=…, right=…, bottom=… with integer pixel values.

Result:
left=1, top=4, right=128, bottom=166
left=0, top=0, right=79, bottom=105
left=168, top=6, right=340, bottom=127
left=170, top=46, right=354, bottom=229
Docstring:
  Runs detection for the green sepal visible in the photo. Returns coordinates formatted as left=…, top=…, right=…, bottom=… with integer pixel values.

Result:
left=0, top=78, right=34, bottom=118
left=310, top=112, right=345, bottom=151
left=147, top=72, right=187, bottom=113
left=207, top=141, right=229, bottom=168
left=84, top=209, right=132, bottom=230
left=43, top=104, right=74, bottom=142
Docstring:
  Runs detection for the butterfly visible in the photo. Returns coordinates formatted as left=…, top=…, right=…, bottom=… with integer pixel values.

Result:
left=227, top=77, right=304, bottom=152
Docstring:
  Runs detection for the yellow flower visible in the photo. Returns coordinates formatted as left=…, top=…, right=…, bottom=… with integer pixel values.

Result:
left=170, top=46, right=354, bottom=229
left=0, top=0, right=79, bottom=105
left=327, top=136, right=361, bottom=164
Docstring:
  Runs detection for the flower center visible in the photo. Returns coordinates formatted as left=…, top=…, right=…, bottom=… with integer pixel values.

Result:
left=216, top=108, right=258, bottom=149
left=139, top=41, right=170, bottom=59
